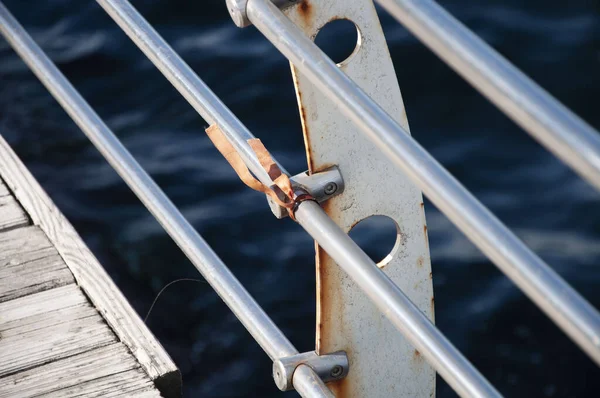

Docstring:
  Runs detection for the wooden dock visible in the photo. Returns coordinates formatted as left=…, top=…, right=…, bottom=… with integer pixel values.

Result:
left=0, top=136, right=181, bottom=397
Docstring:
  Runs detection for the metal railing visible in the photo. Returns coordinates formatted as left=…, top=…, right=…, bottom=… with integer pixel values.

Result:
left=246, top=0, right=600, bottom=365
left=376, top=0, right=600, bottom=191
left=0, top=3, right=331, bottom=397
left=1, top=0, right=599, bottom=397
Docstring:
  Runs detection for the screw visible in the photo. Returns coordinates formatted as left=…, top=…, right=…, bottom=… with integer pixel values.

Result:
left=324, top=182, right=338, bottom=195
left=273, top=362, right=288, bottom=391
left=330, top=365, right=343, bottom=378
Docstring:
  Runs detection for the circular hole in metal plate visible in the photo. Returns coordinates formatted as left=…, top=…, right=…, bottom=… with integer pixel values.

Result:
left=314, top=18, right=360, bottom=64
left=348, top=215, right=401, bottom=267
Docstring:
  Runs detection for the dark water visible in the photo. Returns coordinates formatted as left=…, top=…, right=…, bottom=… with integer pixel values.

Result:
left=1, top=0, right=600, bottom=396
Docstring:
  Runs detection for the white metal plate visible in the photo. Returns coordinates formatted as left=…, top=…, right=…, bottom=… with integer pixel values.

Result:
left=283, top=1, right=435, bottom=396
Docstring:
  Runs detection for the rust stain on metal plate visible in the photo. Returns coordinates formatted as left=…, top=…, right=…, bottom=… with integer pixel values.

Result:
left=315, top=243, right=345, bottom=354
left=333, top=368, right=350, bottom=397
left=293, top=80, right=315, bottom=172
left=316, top=245, right=350, bottom=397
left=413, top=350, right=422, bottom=362
left=298, top=0, right=314, bottom=25
left=316, top=242, right=325, bottom=353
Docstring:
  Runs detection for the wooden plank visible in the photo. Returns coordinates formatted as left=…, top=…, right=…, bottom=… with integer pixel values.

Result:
left=0, top=284, right=85, bottom=323
left=127, top=391, right=164, bottom=398
left=0, top=190, right=28, bottom=232
left=46, top=370, right=162, bottom=398
left=0, top=285, right=90, bottom=334
left=0, top=288, right=117, bottom=377
left=0, top=180, right=10, bottom=197
left=0, top=226, right=74, bottom=302
left=0, top=343, right=160, bottom=398
left=0, top=225, right=53, bottom=261
left=0, top=314, right=116, bottom=377
left=0, top=177, right=28, bottom=230
left=2, top=303, right=99, bottom=338
left=0, top=136, right=180, bottom=396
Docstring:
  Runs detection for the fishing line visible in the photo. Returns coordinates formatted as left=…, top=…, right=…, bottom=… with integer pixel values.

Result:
left=144, top=278, right=207, bottom=323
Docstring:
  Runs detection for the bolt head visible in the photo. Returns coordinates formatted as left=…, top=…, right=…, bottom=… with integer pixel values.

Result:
left=330, top=365, right=343, bottom=378
left=226, top=0, right=251, bottom=28
left=324, top=182, right=338, bottom=195
left=273, top=361, right=289, bottom=391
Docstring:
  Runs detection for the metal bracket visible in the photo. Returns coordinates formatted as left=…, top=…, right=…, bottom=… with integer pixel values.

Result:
left=226, top=0, right=301, bottom=28
left=266, top=166, right=344, bottom=219
left=273, top=350, right=349, bottom=391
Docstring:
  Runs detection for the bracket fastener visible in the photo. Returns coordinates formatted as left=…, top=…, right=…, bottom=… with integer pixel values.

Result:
left=226, top=0, right=301, bottom=28
left=267, top=166, right=344, bottom=219
left=273, top=351, right=349, bottom=391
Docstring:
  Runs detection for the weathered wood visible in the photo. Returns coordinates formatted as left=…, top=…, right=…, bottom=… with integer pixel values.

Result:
left=0, top=286, right=117, bottom=377
left=0, top=343, right=160, bottom=398
left=46, top=370, right=162, bottom=398
left=0, top=225, right=53, bottom=261
left=0, top=314, right=116, bottom=377
left=0, top=236, right=166, bottom=397
left=0, top=226, right=74, bottom=302
left=0, top=136, right=180, bottom=396
left=0, top=181, right=10, bottom=197
left=0, top=285, right=97, bottom=341
left=0, top=285, right=85, bottom=332
left=0, top=179, right=28, bottom=232
left=3, top=302, right=99, bottom=338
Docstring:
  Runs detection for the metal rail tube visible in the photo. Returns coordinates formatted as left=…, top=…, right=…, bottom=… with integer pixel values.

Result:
left=95, top=0, right=274, bottom=187
left=246, top=0, right=600, bottom=365
left=294, top=364, right=335, bottom=398
left=376, top=0, right=600, bottom=191
left=295, top=201, right=499, bottom=398
left=0, top=4, right=331, bottom=397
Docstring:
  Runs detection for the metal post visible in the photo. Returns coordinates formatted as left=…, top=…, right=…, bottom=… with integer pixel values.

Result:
left=282, top=1, right=436, bottom=396
left=375, top=0, right=600, bottom=192
left=245, top=0, right=600, bottom=365
left=91, top=1, right=499, bottom=396
left=0, top=3, right=331, bottom=397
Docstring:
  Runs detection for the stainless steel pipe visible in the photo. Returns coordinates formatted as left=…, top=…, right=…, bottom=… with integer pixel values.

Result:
left=377, top=0, right=600, bottom=191
left=99, top=1, right=275, bottom=187
left=295, top=201, right=500, bottom=398
left=92, top=0, right=499, bottom=396
left=0, top=3, right=330, bottom=397
left=246, top=0, right=600, bottom=368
